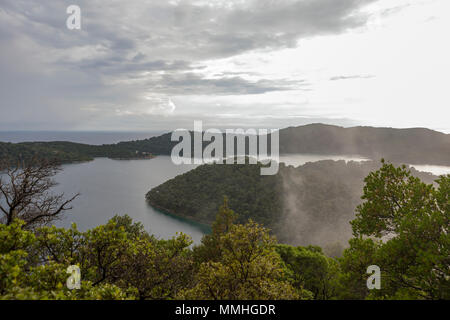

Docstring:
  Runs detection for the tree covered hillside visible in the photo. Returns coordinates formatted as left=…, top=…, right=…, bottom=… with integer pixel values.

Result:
left=0, top=139, right=158, bottom=167
left=146, top=160, right=438, bottom=248
left=280, top=124, right=450, bottom=165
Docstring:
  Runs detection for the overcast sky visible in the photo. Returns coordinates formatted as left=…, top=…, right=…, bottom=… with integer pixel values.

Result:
left=0, top=0, right=449, bottom=132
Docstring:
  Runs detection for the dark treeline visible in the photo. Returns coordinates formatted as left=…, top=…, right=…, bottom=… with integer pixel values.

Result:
left=1, top=124, right=450, bottom=167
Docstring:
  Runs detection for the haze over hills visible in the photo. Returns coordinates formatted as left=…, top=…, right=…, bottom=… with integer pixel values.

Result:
left=279, top=124, right=450, bottom=165
left=0, top=124, right=449, bottom=166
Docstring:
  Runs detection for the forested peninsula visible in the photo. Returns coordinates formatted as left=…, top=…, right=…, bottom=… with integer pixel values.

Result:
left=146, top=159, right=438, bottom=249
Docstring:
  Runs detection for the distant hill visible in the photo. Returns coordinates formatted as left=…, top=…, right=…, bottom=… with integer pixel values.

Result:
left=0, top=138, right=162, bottom=167
left=1, top=124, right=449, bottom=166
left=146, top=160, right=438, bottom=247
left=118, top=124, right=450, bottom=165
left=279, top=124, right=450, bottom=165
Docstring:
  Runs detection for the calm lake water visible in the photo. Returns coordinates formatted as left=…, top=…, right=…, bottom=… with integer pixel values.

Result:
left=53, top=157, right=207, bottom=243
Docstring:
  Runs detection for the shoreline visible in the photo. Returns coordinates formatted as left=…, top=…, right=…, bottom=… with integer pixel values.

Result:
left=146, top=200, right=212, bottom=234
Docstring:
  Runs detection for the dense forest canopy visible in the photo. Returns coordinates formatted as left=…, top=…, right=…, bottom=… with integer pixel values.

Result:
left=1, top=124, right=450, bottom=167
left=146, top=159, right=438, bottom=249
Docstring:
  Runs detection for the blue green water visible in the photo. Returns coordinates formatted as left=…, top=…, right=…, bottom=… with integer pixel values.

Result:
left=53, top=157, right=208, bottom=244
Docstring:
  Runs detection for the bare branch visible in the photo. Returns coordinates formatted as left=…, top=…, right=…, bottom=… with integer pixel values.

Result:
left=0, top=156, right=79, bottom=229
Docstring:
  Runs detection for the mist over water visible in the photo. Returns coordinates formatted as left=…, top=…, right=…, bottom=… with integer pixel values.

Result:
left=278, top=154, right=369, bottom=167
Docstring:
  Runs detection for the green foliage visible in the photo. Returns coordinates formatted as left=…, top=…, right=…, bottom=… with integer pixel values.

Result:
left=0, top=220, right=131, bottom=300
left=338, top=237, right=380, bottom=299
left=147, top=159, right=437, bottom=247
left=342, top=161, right=449, bottom=300
left=1, top=208, right=304, bottom=300
left=276, top=244, right=340, bottom=299
left=1, top=161, right=448, bottom=300
left=193, top=197, right=237, bottom=264
left=0, top=214, right=193, bottom=300
left=147, top=162, right=281, bottom=229
left=183, top=215, right=301, bottom=299
left=0, top=133, right=175, bottom=167
left=114, top=232, right=193, bottom=300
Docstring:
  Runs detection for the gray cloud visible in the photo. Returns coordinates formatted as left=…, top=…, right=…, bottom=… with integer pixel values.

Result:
left=75, top=58, right=195, bottom=75
left=329, top=74, right=375, bottom=81
left=144, top=73, right=308, bottom=95
left=0, top=0, right=380, bottom=130
left=1, top=0, right=379, bottom=70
